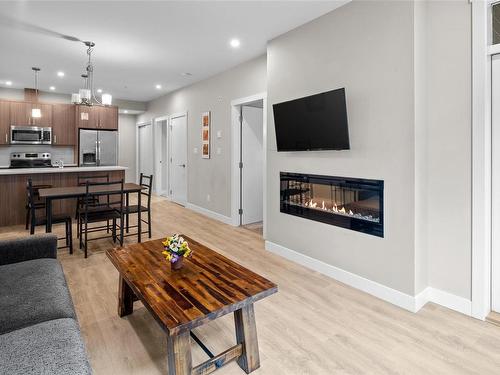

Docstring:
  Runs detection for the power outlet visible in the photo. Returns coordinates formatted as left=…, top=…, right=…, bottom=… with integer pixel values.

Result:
left=206, top=194, right=211, bottom=202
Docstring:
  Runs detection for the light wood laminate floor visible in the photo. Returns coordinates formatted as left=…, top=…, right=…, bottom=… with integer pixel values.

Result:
left=1, top=196, right=500, bottom=374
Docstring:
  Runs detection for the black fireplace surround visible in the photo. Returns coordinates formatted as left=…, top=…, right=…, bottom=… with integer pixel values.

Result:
left=280, top=172, right=384, bottom=237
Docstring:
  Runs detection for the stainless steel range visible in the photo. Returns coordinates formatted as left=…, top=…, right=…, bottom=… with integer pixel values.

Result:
left=9, top=152, right=52, bottom=168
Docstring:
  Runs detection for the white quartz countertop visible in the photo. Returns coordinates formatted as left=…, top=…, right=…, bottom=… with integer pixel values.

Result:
left=0, top=166, right=128, bottom=176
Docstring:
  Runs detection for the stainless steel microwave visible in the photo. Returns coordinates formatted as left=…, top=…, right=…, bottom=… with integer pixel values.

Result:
left=10, top=126, right=52, bottom=145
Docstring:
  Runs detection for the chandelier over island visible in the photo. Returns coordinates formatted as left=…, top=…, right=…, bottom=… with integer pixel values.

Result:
left=71, top=41, right=112, bottom=106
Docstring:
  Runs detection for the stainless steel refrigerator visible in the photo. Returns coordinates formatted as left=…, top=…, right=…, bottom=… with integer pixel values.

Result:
left=79, top=129, right=118, bottom=166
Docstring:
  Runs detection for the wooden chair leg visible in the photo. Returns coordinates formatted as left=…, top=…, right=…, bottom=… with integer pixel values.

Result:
left=126, top=213, right=129, bottom=233
left=234, top=304, right=260, bottom=373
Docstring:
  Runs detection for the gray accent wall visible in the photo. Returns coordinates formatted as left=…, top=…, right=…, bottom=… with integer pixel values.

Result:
left=266, top=0, right=472, bottom=299
left=138, top=56, right=266, bottom=217
left=267, top=1, right=416, bottom=295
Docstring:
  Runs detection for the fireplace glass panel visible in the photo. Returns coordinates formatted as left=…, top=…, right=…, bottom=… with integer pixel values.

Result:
left=280, top=172, right=384, bottom=237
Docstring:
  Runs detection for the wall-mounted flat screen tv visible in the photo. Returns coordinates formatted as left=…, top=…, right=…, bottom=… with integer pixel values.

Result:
left=272, top=88, right=350, bottom=151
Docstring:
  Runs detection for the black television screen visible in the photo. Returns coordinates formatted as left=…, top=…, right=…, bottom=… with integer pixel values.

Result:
left=272, top=88, right=349, bottom=151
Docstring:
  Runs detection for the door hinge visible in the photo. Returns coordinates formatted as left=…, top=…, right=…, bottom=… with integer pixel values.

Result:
left=239, top=162, right=243, bottom=169
left=238, top=208, right=243, bottom=215
left=170, top=189, right=173, bottom=195
left=238, top=115, right=243, bottom=123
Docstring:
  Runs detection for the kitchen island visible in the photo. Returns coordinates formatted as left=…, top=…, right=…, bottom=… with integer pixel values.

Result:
left=0, top=166, right=127, bottom=226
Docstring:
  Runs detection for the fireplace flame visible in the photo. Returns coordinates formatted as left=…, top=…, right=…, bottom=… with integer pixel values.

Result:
left=299, top=199, right=379, bottom=223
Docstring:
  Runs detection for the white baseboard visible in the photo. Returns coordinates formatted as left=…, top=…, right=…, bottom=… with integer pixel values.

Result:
left=265, top=240, right=472, bottom=316
left=425, top=287, right=472, bottom=316
left=185, top=203, right=235, bottom=226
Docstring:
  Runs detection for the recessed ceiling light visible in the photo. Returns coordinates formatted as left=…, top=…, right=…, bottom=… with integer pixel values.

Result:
left=57, top=71, right=65, bottom=77
left=230, top=38, right=241, bottom=48
left=181, top=72, right=192, bottom=77
left=49, top=86, right=55, bottom=91
left=124, top=110, right=129, bottom=114
left=5, top=81, right=12, bottom=86
left=155, top=84, right=162, bottom=89
left=97, top=88, right=102, bottom=93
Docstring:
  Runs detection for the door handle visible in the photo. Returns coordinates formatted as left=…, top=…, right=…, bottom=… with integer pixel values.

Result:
left=54, top=135, right=57, bottom=144
left=5, top=133, right=7, bottom=143
left=178, top=164, right=186, bottom=168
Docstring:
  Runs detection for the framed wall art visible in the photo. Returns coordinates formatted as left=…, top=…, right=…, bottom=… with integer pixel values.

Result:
left=201, top=111, right=211, bottom=159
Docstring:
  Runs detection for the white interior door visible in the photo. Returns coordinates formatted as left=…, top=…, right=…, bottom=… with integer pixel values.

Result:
left=138, top=123, right=154, bottom=179
left=154, top=118, right=169, bottom=195
left=241, top=105, right=264, bottom=225
left=161, top=120, right=169, bottom=196
left=492, top=54, right=500, bottom=313
left=169, top=114, right=187, bottom=206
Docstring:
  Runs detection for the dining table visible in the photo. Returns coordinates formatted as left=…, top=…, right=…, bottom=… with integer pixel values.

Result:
left=38, top=183, right=145, bottom=242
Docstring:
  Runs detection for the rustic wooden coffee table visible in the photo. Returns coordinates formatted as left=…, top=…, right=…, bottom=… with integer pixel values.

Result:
left=106, top=235, right=277, bottom=375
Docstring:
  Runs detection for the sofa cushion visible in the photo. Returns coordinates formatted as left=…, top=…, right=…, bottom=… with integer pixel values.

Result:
left=0, top=318, right=92, bottom=375
left=0, top=258, right=76, bottom=335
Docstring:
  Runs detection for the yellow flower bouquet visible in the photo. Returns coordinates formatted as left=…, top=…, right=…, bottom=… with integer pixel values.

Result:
left=162, top=234, right=192, bottom=270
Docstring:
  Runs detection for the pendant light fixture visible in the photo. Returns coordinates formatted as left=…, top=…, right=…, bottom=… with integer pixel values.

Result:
left=31, top=67, right=41, bottom=118
left=71, top=41, right=112, bottom=106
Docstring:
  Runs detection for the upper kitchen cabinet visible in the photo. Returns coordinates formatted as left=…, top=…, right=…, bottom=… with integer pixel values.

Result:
left=10, top=101, right=52, bottom=127
left=9, top=102, right=30, bottom=125
left=98, top=106, right=118, bottom=130
left=52, top=104, right=75, bottom=146
left=76, top=105, right=99, bottom=129
left=0, top=101, right=9, bottom=145
left=77, top=105, right=118, bottom=130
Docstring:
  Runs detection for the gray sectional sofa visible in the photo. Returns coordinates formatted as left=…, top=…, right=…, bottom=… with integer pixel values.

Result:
left=0, top=234, right=92, bottom=374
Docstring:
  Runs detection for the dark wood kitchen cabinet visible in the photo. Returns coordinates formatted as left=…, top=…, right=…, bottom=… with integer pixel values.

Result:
left=10, top=101, right=52, bottom=127
left=98, top=106, right=118, bottom=130
left=77, top=105, right=118, bottom=130
left=0, top=101, right=9, bottom=145
left=52, top=104, right=75, bottom=145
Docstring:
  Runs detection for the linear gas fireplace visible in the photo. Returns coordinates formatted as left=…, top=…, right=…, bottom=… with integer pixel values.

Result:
left=280, top=172, right=384, bottom=237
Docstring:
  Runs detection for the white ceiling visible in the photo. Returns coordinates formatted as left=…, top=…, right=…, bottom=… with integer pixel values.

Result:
left=0, top=1, right=347, bottom=102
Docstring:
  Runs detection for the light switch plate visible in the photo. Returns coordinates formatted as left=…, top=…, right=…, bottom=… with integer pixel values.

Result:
left=193, top=147, right=198, bottom=154
left=216, top=130, right=222, bottom=139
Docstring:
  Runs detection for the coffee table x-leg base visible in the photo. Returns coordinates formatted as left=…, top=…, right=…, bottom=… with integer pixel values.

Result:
left=118, top=276, right=261, bottom=375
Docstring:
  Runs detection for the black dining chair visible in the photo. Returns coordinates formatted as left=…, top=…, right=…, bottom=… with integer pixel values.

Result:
left=26, top=179, right=73, bottom=253
left=120, top=173, right=153, bottom=239
left=78, top=179, right=124, bottom=258
left=25, top=183, right=52, bottom=230
left=75, top=174, right=110, bottom=237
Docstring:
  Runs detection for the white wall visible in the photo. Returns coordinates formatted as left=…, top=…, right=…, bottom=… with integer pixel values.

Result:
left=425, top=1, right=471, bottom=300
left=118, top=114, right=137, bottom=182
left=138, top=56, right=266, bottom=217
